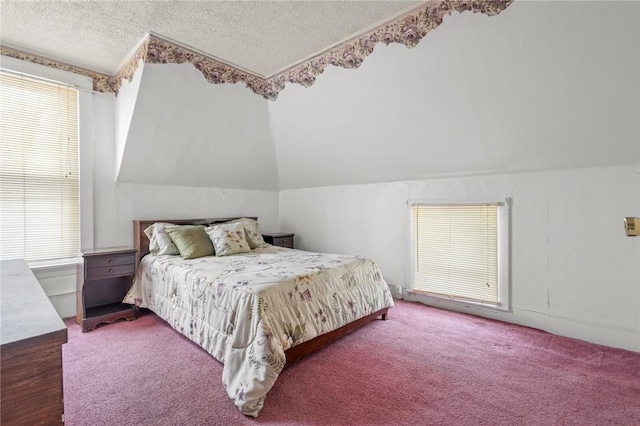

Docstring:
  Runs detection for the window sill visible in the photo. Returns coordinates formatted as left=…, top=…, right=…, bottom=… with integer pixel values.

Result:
left=28, top=257, right=82, bottom=271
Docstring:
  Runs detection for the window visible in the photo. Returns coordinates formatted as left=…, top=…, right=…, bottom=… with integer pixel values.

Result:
left=411, top=201, right=509, bottom=310
left=0, top=71, right=79, bottom=262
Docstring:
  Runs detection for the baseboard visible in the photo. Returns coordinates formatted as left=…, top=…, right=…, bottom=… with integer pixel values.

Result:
left=507, top=309, right=639, bottom=353
left=404, top=292, right=639, bottom=353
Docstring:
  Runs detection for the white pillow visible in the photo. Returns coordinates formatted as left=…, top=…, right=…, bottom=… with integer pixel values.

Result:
left=227, top=218, right=266, bottom=249
left=205, top=222, right=251, bottom=256
left=144, top=222, right=180, bottom=256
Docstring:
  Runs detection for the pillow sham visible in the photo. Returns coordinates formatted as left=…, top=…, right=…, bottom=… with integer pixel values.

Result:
left=143, top=222, right=180, bottom=256
left=167, top=225, right=215, bottom=259
left=226, top=217, right=266, bottom=249
left=205, top=222, right=251, bottom=256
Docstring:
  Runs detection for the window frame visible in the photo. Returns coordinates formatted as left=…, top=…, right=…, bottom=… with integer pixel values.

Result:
left=408, top=198, right=511, bottom=312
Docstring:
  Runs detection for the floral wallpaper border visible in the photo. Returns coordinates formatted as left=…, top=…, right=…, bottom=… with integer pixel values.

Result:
left=0, top=45, right=117, bottom=92
left=1, top=0, right=513, bottom=100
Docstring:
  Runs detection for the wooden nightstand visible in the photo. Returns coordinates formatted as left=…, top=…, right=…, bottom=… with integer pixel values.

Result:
left=76, top=247, right=137, bottom=332
left=262, top=233, right=295, bottom=249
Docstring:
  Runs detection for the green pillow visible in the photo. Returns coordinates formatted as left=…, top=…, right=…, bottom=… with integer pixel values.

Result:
left=167, top=225, right=214, bottom=259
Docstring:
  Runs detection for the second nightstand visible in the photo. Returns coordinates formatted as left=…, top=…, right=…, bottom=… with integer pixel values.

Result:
left=262, top=233, right=295, bottom=249
left=76, top=247, right=137, bottom=332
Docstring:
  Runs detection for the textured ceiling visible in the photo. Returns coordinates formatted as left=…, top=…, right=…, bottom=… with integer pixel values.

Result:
left=0, top=0, right=422, bottom=77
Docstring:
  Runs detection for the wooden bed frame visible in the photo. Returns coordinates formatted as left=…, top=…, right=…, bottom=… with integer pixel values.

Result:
left=132, top=217, right=388, bottom=364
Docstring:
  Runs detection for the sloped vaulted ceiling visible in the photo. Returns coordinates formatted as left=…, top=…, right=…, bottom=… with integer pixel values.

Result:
left=115, top=62, right=281, bottom=190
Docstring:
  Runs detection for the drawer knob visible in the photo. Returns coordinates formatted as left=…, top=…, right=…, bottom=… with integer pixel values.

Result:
left=108, top=259, right=114, bottom=264
left=108, top=268, right=113, bottom=273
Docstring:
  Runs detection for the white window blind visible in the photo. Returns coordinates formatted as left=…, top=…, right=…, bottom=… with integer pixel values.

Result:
left=0, top=71, right=79, bottom=262
left=411, top=204, right=499, bottom=305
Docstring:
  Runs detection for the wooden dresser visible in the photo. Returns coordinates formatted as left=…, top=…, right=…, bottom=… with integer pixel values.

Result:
left=1, top=259, right=67, bottom=425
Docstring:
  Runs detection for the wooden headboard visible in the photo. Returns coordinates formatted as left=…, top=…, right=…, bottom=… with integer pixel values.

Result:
left=133, top=217, right=256, bottom=269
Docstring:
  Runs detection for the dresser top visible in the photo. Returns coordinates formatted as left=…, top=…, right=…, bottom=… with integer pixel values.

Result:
left=262, top=233, right=295, bottom=238
left=80, top=247, right=136, bottom=258
left=1, top=259, right=67, bottom=347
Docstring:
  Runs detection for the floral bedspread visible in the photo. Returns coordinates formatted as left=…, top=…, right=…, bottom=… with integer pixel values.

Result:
left=123, top=245, right=394, bottom=417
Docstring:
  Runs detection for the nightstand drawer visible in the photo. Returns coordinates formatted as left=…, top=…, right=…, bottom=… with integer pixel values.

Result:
left=271, top=237, right=293, bottom=248
left=86, top=254, right=134, bottom=269
left=86, top=263, right=135, bottom=280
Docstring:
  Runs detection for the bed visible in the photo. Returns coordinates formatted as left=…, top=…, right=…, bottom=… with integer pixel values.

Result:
left=124, top=217, right=394, bottom=417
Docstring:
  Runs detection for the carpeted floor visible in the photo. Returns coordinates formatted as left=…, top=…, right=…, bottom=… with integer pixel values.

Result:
left=62, top=300, right=640, bottom=425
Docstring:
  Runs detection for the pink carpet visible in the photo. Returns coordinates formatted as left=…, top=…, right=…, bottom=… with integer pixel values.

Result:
left=63, top=300, right=640, bottom=425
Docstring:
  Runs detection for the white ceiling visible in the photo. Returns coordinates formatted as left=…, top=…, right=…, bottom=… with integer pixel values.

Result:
left=0, top=0, right=422, bottom=77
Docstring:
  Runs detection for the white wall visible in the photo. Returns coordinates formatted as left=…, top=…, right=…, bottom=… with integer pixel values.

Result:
left=269, top=0, right=639, bottom=189
left=32, top=264, right=78, bottom=318
left=279, top=165, right=640, bottom=351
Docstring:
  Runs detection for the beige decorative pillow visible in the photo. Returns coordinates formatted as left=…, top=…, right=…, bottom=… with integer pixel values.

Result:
left=205, top=222, right=251, bottom=256
left=144, top=223, right=180, bottom=256
left=227, top=218, right=266, bottom=249
left=167, top=225, right=215, bottom=259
